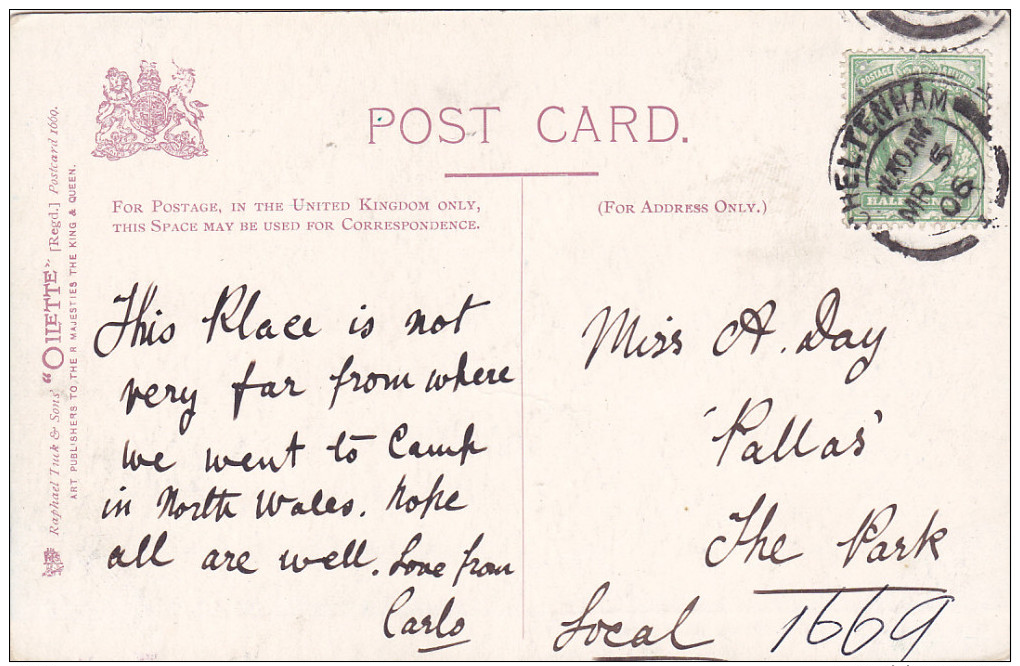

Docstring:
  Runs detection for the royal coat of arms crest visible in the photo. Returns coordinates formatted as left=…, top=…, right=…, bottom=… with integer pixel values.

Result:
left=92, top=60, right=208, bottom=160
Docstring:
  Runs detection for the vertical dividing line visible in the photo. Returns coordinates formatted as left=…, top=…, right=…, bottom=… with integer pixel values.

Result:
left=519, top=176, right=526, bottom=640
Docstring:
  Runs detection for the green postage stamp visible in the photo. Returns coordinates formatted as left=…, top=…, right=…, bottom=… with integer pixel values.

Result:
left=834, top=52, right=991, bottom=230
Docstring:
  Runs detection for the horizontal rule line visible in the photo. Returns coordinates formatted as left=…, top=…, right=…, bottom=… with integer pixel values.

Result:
left=444, top=171, right=599, bottom=178
left=754, top=586, right=948, bottom=595
left=594, top=656, right=727, bottom=662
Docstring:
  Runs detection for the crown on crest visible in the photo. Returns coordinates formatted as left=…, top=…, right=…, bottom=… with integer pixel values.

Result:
left=137, top=60, right=162, bottom=92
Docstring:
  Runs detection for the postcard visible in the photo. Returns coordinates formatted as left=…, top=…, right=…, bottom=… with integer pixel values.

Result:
left=9, top=10, right=1010, bottom=660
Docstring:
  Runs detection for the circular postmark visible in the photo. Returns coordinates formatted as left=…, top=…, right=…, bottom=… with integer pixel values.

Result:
left=828, top=53, right=1008, bottom=261
left=847, top=10, right=1007, bottom=50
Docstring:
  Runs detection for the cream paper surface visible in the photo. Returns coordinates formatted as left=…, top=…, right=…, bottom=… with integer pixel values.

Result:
left=9, top=10, right=1010, bottom=661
